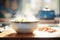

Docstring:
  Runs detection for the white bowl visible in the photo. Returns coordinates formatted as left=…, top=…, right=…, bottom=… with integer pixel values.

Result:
left=12, top=21, right=39, bottom=33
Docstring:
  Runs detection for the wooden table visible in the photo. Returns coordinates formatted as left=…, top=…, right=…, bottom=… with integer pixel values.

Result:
left=5, top=33, right=35, bottom=38
left=1, top=33, right=59, bottom=40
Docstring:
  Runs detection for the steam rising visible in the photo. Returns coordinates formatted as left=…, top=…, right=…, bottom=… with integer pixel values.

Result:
left=14, top=0, right=38, bottom=22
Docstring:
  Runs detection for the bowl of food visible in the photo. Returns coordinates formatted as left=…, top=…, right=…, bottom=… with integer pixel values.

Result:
left=11, top=19, right=39, bottom=33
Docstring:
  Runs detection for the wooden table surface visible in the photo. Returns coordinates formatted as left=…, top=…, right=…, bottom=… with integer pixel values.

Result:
left=5, top=33, right=35, bottom=38
left=2, top=33, right=60, bottom=40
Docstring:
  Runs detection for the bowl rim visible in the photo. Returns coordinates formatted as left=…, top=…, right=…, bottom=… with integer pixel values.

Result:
left=12, top=20, right=40, bottom=23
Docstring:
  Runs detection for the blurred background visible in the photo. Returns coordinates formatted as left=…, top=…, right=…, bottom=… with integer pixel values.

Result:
left=0, top=0, right=60, bottom=18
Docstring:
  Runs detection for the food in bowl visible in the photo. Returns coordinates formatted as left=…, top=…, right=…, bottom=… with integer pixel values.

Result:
left=11, top=17, right=39, bottom=22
